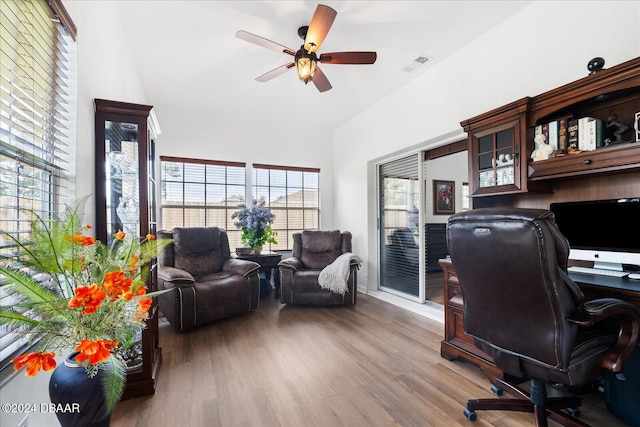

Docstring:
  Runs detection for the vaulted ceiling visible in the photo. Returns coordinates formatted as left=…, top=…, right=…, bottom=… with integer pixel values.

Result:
left=114, top=1, right=533, bottom=132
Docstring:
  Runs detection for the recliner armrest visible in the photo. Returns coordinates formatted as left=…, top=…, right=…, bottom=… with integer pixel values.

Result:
left=568, top=297, right=640, bottom=372
left=223, top=258, right=260, bottom=277
left=158, top=265, right=196, bottom=288
left=278, top=257, right=303, bottom=271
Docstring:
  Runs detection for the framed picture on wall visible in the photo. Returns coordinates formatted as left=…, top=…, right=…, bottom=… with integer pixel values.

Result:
left=433, top=180, right=455, bottom=215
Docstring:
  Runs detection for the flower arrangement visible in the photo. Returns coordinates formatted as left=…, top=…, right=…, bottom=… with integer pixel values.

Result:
left=231, top=200, right=277, bottom=252
left=0, top=200, right=170, bottom=412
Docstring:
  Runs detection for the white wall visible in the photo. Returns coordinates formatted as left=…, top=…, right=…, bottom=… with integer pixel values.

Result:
left=67, top=0, right=149, bottom=228
left=334, top=0, right=640, bottom=292
left=425, top=152, right=468, bottom=224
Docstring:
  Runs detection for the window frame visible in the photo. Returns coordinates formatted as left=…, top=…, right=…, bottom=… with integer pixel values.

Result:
left=158, top=158, right=321, bottom=252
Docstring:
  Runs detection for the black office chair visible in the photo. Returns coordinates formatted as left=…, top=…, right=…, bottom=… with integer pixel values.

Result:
left=446, top=208, right=640, bottom=427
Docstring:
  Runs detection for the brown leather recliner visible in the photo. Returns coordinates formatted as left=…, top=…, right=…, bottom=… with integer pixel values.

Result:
left=278, top=230, right=358, bottom=305
left=447, top=208, right=640, bottom=426
left=157, top=227, right=260, bottom=331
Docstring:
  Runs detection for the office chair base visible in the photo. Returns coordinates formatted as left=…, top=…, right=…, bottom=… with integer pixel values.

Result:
left=465, top=377, right=589, bottom=427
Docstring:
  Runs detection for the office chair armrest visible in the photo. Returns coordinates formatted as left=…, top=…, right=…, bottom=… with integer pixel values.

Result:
left=278, top=257, right=303, bottom=272
left=568, top=298, right=640, bottom=372
left=158, top=266, right=196, bottom=287
left=223, top=259, right=260, bottom=277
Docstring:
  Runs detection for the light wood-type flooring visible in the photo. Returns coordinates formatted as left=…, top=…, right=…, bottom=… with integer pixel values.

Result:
left=111, top=293, right=630, bottom=427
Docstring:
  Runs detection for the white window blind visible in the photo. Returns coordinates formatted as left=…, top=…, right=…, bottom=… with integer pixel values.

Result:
left=0, top=0, right=76, bottom=369
left=253, top=163, right=320, bottom=251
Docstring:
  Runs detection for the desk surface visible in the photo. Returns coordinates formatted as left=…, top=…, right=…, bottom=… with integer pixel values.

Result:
left=569, top=272, right=640, bottom=293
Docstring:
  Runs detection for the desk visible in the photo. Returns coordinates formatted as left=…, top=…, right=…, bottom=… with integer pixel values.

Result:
left=234, top=252, right=282, bottom=298
left=439, top=258, right=640, bottom=382
left=569, top=272, right=640, bottom=307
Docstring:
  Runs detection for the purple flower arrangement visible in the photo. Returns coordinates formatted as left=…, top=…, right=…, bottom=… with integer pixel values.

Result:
left=232, top=201, right=277, bottom=251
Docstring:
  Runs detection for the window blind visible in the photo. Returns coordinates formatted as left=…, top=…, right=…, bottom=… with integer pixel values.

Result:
left=252, top=163, right=320, bottom=251
left=0, top=0, right=76, bottom=368
left=379, top=154, right=421, bottom=297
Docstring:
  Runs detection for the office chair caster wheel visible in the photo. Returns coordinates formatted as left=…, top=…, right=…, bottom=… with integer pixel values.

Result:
left=464, top=408, right=478, bottom=421
left=566, top=407, right=581, bottom=417
left=490, top=384, right=504, bottom=396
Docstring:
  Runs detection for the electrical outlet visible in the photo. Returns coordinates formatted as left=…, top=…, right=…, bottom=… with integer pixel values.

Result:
left=17, top=414, right=28, bottom=427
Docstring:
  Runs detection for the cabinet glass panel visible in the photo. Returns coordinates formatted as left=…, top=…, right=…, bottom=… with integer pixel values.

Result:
left=478, top=135, right=493, bottom=154
left=105, top=121, right=140, bottom=247
left=496, top=128, right=514, bottom=149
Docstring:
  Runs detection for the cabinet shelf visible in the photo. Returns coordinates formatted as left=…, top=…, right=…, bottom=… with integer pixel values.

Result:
left=529, top=142, right=640, bottom=181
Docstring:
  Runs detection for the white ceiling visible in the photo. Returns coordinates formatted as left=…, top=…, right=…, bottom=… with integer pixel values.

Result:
left=114, top=1, right=534, bottom=133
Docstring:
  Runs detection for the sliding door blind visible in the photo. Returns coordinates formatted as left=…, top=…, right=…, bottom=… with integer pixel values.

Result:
left=0, top=0, right=76, bottom=368
left=379, top=154, right=420, bottom=297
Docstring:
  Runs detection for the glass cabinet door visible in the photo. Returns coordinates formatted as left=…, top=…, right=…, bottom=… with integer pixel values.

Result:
left=463, top=97, right=529, bottom=198
left=104, top=121, right=140, bottom=246
left=476, top=127, right=516, bottom=189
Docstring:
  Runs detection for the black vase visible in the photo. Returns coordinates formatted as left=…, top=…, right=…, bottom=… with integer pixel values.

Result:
left=49, top=352, right=112, bottom=427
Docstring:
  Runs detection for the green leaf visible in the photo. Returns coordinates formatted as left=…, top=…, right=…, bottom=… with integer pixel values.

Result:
left=0, top=266, right=58, bottom=305
left=0, top=308, right=43, bottom=328
left=99, top=354, right=126, bottom=414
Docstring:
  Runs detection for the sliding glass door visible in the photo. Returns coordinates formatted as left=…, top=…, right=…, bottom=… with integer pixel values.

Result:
left=378, top=154, right=423, bottom=301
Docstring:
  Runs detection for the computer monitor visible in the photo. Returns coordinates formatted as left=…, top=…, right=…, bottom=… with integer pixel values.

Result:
left=550, top=198, right=640, bottom=272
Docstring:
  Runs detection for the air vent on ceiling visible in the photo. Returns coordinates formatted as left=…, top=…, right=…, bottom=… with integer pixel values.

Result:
left=402, top=56, right=431, bottom=72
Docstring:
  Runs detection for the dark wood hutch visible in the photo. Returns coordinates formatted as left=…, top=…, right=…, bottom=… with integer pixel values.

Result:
left=94, top=99, right=162, bottom=399
left=442, top=57, right=640, bottom=380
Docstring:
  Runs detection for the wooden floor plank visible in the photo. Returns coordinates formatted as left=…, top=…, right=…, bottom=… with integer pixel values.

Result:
left=111, top=293, right=630, bottom=426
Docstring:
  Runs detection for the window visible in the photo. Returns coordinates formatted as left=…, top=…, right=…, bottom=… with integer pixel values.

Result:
left=159, top=159, right=321, bottom=251
left=0, top=0, right=76, bottom=369
left=253, top=164, right=320, bottom=251
left=160, top=157, right=246, bottom=247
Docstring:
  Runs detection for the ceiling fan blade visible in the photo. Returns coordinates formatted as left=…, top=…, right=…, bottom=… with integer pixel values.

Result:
left=319, top=51, right=377, bottom=65
left=236, top=30, right=295, bottom=56
left=304, top=4, right=337, bottom=53
left=255, top=63, right=295, bottom=82
left=311, top=66, right=332, bottom=92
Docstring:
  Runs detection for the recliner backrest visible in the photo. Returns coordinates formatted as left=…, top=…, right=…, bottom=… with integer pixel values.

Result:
left=293, top=230, right=352, bottom=269
left=446, top=208, right=583, bottom=371
left=168, top=227, right=231, bottom=279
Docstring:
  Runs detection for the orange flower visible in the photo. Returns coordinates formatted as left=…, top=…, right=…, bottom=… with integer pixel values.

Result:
left=146, top=233, right=156, bottom=241
left=129, top=253, right=139, bottom=275
left=11, top=352, right=57, bottom=377
left=123, top=287, right=146, bottom=301
left=102, top=270, right=132, bottom=300
left=75, top=339, right=118, bottom=365
left=68, top=284, right=107, bottom=314
left=114, top=230, right=126, bottom=240
left=136, top=297, right=153, bottom=321
left=64, top=232, right=95, bottom=246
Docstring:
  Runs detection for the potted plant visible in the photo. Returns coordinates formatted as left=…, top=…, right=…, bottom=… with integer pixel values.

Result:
left=0, top=198, right=170, bottom=425
left=231, top=201, right=277, bottom=254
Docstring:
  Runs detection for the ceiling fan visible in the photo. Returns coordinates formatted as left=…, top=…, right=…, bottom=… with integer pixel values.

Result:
left=236, top=4, right=377, bottom=93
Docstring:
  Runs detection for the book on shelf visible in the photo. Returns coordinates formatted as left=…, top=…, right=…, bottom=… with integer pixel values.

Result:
left=567, top=119, right=579, bottom=149
left=557, top=118, right=568, bottom=152
left=547, top=120, right=559, bottom=150
left=578, top=117, right=603, bottom=151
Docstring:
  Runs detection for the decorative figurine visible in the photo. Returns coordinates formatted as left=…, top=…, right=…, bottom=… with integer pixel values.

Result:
left=531, top=134, right=555, bottom=161
left=604, top=114, right=631, bottom=145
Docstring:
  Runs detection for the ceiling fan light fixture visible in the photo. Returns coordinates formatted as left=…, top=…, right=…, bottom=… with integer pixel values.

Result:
left=295, top=48, right=317, bottom=84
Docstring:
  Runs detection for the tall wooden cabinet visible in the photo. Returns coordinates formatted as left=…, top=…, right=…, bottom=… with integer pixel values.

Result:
left=94, top=99, right=162, bottom=399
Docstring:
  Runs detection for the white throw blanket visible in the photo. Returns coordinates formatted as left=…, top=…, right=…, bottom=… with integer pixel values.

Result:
left=318, top=252, right=362, bottom=295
